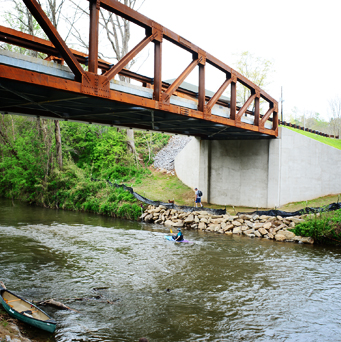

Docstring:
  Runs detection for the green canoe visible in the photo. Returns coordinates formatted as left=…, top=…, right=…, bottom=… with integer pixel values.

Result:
left=0, top=286, right=56, bottom=333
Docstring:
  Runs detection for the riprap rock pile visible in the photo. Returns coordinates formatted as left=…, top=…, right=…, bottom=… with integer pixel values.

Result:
left=140, top=205, right=314, bottom=244
left=153, top=135, right=192, bottom=171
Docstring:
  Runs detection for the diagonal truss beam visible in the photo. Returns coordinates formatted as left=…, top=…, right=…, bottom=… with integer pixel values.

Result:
left=103, top=35, right=153, bottom=81
left=206, top=77, right=232, bottom=113
left=22, top=0, right=85, bottom=82
left=236, top=93, right=257, bottom=120
left=260, top=105, right=274, bottom=128
left=162, top=59, right=199, bottom=103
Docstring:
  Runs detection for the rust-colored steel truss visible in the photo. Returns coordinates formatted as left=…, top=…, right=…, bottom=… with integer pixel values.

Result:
left=0, top=0, right=278, bottom=139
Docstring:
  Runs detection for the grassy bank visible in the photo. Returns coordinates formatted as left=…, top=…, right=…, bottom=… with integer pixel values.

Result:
left=0, top=117, right=171, bottom=221
left=132, top=168, right=341, bottom=214
left=0, top=162, right=143, bottom=221
left=283, top=126, right=341, bottom=150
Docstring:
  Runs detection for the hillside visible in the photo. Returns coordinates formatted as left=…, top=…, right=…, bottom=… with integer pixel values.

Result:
left=284, top=126, right=341, bottom=150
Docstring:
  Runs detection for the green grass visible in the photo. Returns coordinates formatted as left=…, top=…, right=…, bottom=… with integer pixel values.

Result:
left=283, top=126, right=341, bottom=150
left=132, top=168, right=194, bottom=206
left=131, top=168, right=341, bottom=215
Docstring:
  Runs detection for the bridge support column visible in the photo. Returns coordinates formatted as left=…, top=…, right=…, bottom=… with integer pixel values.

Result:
left=198, top=139, right=211, bottom=204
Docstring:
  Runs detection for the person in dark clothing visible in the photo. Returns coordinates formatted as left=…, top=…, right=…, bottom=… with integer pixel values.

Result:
left=172, top=228, right=184, bottom=241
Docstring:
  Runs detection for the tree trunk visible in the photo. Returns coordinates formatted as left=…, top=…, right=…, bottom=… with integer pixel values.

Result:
left=127, top=129, right=136, bottom=154
left=11, top=115, right=15, bottom=141
left=54, top=120, right=63, bottom=169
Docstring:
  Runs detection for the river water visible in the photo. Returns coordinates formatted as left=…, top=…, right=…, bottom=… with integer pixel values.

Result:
left=1, top=198, right=341, bottom=342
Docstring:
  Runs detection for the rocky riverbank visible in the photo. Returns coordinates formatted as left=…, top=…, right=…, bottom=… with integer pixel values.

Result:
left=153, top=135, right=192, bottom=171
left=140, top=205, right=314, bottom=244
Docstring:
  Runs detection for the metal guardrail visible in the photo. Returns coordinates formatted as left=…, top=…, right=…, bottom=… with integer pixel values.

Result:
left=279, top=120, right=339, bottom=139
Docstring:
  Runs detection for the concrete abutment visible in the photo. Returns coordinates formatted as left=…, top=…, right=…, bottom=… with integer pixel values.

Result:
left=175, top=127, right=341, bottom=208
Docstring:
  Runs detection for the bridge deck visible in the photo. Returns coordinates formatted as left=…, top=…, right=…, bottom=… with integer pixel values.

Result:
left=0, top=50, right=273, bottom=140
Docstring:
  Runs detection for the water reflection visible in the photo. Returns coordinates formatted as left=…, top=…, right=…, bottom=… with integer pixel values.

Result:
left=1, top=198, right=341, bottom=341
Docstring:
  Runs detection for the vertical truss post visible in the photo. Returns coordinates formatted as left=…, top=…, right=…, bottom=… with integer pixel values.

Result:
left=151, top=23, right=163, bottom=102
left=197, top=50, right=206, bottom=112
left=273, top=103, right=278, bottom=131
left=198, top=63, right=205, bottom=112
left=230, top=72, right=237, bottom=120
left=153, top=40, right=162, bottom=101
left=254, top=90, right=260, bottom=126
left=88, top=0, right=100, bottom=73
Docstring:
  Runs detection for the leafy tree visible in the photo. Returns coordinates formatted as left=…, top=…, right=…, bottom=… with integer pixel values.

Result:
left=233, top=51, right=274, bottom=113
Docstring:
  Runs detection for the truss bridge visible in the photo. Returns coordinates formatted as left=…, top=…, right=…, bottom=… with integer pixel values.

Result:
left=0, top=0, right=278, bottom=140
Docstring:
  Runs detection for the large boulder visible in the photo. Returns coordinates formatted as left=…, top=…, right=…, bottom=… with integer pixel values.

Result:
left=288, top=217, right=304, bottom=223
left=184, top=215, right=195, bottom=223
left=253, top=222, right=264, bottom=229
left=263, top=222, right=272, bottom=229
left=295, top=236, right=314, bottom=244
left=279, top=230, right=296, bottom=240
left=211, top=218, right=224, bottom=224
left=275, top=234, right=286, bottom=242
left=144, top=214, right=153, bottom=223
left=254, top=230, right=262, bottom=237
left=164, top=220, right=174, bottom=227
left=198, top=222, right=206, bottom=230
left=239, top=214, right=252, bottom=220
left=173, top=220, right=184, bottom=227
left=245, top=221, right=254, bottom=228
left=258, top=228, right=268, bottom=236
left=224, top=224, right=234, bottom=231
left=233, top=227, right=242, bottom=234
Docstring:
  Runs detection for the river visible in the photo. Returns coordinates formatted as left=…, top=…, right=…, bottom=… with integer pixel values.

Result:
left=1, top=198, right=341, bottom=342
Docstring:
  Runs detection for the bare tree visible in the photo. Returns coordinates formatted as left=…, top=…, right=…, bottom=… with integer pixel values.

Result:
left=43, top=0, right=67, bottom=169
left=329, top=96, right=341, bottom=137
left=3, top=0, right=44, bottom=57
left=67, top=0, right=146, bottom=155
left=3, top=0, right=67, bottom=169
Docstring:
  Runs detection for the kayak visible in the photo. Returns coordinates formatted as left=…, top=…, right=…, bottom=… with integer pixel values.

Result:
left=0, top=285, right=57, bottom=333
left=164, top=235, right=192, bottom=243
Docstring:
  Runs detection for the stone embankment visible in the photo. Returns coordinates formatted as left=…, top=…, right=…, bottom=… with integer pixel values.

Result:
left=140, top=205, right=314, bottom=244
left=153, top=135, right=192, bottom=171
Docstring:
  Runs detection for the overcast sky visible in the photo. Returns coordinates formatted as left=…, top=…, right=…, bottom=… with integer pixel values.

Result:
left=132, top=0, right=341, bottom=121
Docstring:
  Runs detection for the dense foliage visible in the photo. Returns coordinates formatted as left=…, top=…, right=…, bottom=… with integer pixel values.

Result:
left=290, top=209, right=341, bottom=245
left=0, top=115, right=169, bottom=220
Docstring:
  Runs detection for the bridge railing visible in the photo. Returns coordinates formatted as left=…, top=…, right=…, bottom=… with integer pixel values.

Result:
left=0, top=0, right=278, bottom=137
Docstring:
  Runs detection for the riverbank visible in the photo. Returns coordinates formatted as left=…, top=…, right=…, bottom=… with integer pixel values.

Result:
left=140, top=205, right=315, bottom=244
left=0, top=307, right=48, bottom=342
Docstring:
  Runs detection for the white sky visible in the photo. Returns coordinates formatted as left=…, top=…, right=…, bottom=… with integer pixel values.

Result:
left=132, top=0, right=341, bottom=121
left=2, top=0, right=340, bottom=121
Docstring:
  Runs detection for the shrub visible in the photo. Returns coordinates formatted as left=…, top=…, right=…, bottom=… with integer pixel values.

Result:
left=290, top=209, right=341, bottom=245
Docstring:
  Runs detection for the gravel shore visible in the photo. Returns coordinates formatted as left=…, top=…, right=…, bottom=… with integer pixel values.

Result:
left=154, top=135, right=192, bottom=171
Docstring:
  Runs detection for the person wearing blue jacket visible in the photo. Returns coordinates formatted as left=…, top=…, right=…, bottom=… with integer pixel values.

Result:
left=172, top=228, right=184, bottom=241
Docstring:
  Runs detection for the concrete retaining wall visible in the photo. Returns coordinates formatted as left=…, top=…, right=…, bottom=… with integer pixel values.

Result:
left=174, top=137, right=200, bottom=190
left=175, top=127, right=341, bottom=208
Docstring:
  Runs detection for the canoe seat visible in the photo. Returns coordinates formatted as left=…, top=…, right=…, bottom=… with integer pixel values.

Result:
left=6, top=299, right=21, bottom=303
left=21, top=310, right=33, bottom=314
